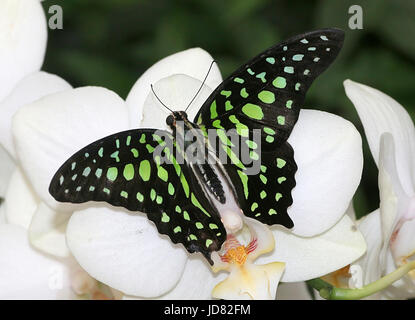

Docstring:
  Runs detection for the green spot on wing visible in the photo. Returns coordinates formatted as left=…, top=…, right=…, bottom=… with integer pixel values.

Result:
left=157, top=166, right=168, bottom=182
left=106, top=167, right=118, bottom=181
left=242, top=103, right=264, bottom=120
left=131, top=148, right=139, bottom=158
left=266, top=57, right=275, bottom=64
left=220, top=90, right=231, bottom=98
left=168, top=183, right=175, bottom=195
left=240, top=88, right=249, bottom=98
left=273, top=77, right=286, bottom=89
left=206, top=239, right=213, bottom=248
left=136, top=192, right=144, bottom=202
left=276, top=158, right=287, bottom=168
left=183, top=211, right=190, bottom=221
left=195, top=222, right=204, bottom=229
left=210, top=100, right=218, bottom=119
left=258, top=90, right=275, bottom=104
left=139, top=160, right=151, bottom=181
left=161, top=212, right=170, bottom=223
left=123, top=164, right=135, bottom=181
left=237, top=170, right=249, bottom=199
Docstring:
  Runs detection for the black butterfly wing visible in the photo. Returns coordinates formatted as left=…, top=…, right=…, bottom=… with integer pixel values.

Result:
left=49, top=129, right=226, bottom=264
left=194, top=29, right=345, bottom=228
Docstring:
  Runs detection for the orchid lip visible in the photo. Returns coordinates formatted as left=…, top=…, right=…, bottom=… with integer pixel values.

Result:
left=220, top=235, right=258, bottom=265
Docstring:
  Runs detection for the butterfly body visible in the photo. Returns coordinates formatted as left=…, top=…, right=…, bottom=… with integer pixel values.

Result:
left=50, top=29, right=345, bottom=264
left=167, top=111, right=244, bottom=233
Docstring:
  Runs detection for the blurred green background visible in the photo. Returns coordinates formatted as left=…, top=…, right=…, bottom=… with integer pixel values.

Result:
left=41, top=0, right=415, bottom=219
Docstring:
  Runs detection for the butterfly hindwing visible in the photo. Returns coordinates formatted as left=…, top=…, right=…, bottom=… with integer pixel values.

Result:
left=49, top=129, right=226, bottom=263
left=222, top=144, right=297, bottom=227
left=195, top=29, right=345, bottom=227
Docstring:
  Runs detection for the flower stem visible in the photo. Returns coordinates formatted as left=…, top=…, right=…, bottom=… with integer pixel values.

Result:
left=307, top=260, right=415, bottom=300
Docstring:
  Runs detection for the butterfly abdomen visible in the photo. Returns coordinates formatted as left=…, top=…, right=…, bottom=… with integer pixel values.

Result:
left=195, top=163, right=226, bottom=204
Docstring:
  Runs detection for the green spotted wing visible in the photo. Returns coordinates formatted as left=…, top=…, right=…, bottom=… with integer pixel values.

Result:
left=194, top=29, right=345, bottom=228
left=49, top=129, right=226, bottom=264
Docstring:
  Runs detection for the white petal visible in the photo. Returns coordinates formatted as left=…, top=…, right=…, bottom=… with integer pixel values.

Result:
left=0, top=224, right=75, bottom=299
left=124, top=256, right=227, bottom=300
left=0, top=71, right=71, bottom=158
left=66, top=205, right=188, bottom=297
left=381, top=249, right=415, bottom=299
left=0, top=201, right=5, bottom=224
left=287, top=109, right=363, bottom=236
left=29, top=202, right=71, bottom=257
left=344, top=79, right=415, bottom=195
left=377, top=133, right=409, bottom=267
left=276, top=282, right=312, bottom=300
left=257, top=215, right=366, bottom=282
left=12, top=87, right=129, bottom=211
left=4, top=168, right=38, bottom=230
left=126, top=48, right=222, bottom=127
left=139, top=74, right=214, bottom=130
left=353, top=210, right=383, bottom=285
left=0, top=0, right=47, bottom=101
left=391, top=218, right=415, bottom=264
left=0, top=144, right=14, bottom=198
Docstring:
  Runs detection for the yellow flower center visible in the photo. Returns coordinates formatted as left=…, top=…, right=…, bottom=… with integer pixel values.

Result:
left=220, top=236, right=257, bottom=266
left=222, top=245, right=248, bottom=265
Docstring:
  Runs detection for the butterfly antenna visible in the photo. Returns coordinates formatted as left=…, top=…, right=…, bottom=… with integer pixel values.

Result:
left=151, top=84, right=174, bottom=113
left=185, top=60, right=217, bottom=112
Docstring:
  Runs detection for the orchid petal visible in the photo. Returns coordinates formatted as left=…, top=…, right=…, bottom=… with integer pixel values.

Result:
left=353, top=210, right=383, bottom=285
left=0, top=144, right=14, bottom=198
left=12, top=87, right=129, bottom=211
left=0, top=0, right=47, bottom=101
left=0, top=202, right=5, bottom=224
left=276, top=282, right=312, bottom=300
left=124, top=256, right=227, bottom=300
left=4, top=168, right=38, bottom=230
left=381, top=249, right=415, bottom=299
left=66, top=205, right=188, bottom=297
left=377, top=133, right=412, bottom=268
left=0, top=224, right=75, bottom=299
left=287, top=109, right=363, bottom=236
left=126, top=48, right=222, bottom=127
left=391, top=218, right=415, bottom=265
left=0, top=71, right=71, bottom=158
left=344, top=79, right=415, bottom=195
left=139, top=74, right=213, bottom=130
left=29, top=202, right=71, bottom=257
left=257, top=215, right=366, bottom=282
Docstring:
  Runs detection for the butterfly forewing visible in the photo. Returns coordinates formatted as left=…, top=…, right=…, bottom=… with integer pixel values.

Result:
left=195, top=29, right=344, bottom=227
left=49, top=129, right=226, bottom=264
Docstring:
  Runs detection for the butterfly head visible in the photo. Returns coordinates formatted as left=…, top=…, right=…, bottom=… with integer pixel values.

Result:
left=166, top=111, right=188, bottom=129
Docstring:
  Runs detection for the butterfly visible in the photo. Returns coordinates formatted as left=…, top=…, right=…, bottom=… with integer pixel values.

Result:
left=49, top=29, right=344, bottom=264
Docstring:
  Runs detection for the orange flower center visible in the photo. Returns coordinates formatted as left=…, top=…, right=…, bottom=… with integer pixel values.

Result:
left=222, top=245, right=248, bottom=265
left=220, top=236, right=257, bottom=266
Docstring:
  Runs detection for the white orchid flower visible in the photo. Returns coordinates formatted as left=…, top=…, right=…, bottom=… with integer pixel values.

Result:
left=0, top=0, right=112, bottom=300
left=0, top=0, right=74, bottom=255
left=0, top=0, right=47, bottom=197
left=344, top=79, right=415, bottom=299
left=11, top=46, right=366, bottom=299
